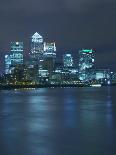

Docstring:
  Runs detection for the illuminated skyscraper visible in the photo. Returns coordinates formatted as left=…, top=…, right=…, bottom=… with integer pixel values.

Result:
left=10, top=42, right=23, bottom=65
left=43, top=42, right=56, bottom=76
left=63, top=54, right=73, bottom=67
left=29, top=32, right=44, bottom=66
left=5, top=54, right=11, bottom=74
left=4, top=42, right=23, bottom=74
left=43, top=42, right=56, bottom=58
left=79, top=49, right=95, bottom=80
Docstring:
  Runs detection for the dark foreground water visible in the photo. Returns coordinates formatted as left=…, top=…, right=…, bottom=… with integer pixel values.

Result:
left=0, top=87, right=116, bottom=155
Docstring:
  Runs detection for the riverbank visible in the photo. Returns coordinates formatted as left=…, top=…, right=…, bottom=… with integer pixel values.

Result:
left=0, top=84, right=89, bottom=90
left=0, top=83, right=116, bottom=90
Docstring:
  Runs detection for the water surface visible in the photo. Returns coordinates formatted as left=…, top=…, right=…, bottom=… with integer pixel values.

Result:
left=0, top=87, right=116, bottom=155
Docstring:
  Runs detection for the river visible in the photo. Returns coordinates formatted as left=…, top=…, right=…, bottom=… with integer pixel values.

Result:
left=0, top=87, right=116, bottom=155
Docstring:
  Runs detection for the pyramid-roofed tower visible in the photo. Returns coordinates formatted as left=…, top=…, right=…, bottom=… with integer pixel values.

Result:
left=31, top=32, right=43, bottom=43
left=32, top=32, right=43, bottom=39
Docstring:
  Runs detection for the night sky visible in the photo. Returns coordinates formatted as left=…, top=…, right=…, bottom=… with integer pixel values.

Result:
left=0, top=0, right=116, bottom=73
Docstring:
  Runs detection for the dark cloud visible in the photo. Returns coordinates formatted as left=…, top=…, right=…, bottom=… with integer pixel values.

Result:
left=0, top=0, right=116, bottom=72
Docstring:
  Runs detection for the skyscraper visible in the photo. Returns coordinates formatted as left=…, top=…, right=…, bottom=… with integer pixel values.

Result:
left=10, top=42, right=23, bottom=65
left=42, top=42, right=56, bottom=76
left=4, top=42, right=23, bottom=74
left=29, top=32, right=44, bottom=66
left=43, top=42, right=56, bottom=58
left=5, top=54, right=11, bottom=74
left=63, top=54, right=73, bottom=67
left=79, top=49, right=95, bottom=80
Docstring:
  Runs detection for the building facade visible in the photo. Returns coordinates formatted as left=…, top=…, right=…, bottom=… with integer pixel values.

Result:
left=10, top=42, right=23, bottom=66
left=63, top=54, right=73, bottom=67
left=43, top=42, right=56, bottom=76
left=5, top=42, right=23, bottom=74
left=43, top=42, right=56, bottom=57
left=29, top=32, right=44, bottom=66
left=5, top=54, right=11, bottom=74
left=79, top=49, right=95, bottom=80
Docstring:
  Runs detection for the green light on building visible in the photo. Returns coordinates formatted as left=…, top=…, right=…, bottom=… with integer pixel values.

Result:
left=82, top=49, right=93, bottom=53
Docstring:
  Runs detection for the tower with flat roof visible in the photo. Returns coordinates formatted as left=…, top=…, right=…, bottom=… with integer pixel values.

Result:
left=79, top=49, right=95, bottom=80
left=63, top=54, right=73, bottom=67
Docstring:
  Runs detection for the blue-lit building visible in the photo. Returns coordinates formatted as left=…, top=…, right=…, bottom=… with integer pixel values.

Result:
left=10, top=42, right=23, bottom=65
left=63, top=54, right=73, bottom=67
left=51, top=68, right=81, bottom=85
left=29, top=32, right=44, bottom=66
left=87, top=69, right=110, bottom=85
left=111, top=72, right=116, bottom=84
left=43, top=42, right=56, bottom=58
left=43, top=42, right=56, bottom=76
left=5, top=42, right=23, bottom=74
left=5, top=54, right=11, bottom=74
left=79, top=49, right=95, bottom=80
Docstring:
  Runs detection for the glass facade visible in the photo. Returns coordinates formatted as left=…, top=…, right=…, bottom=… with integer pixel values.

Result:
left=79, top=49, right=94, bottom=80
left=43, top=42, right=56, bottom=76
left=63, top=54, right=73, bottom=67
left=30, top=32, right=44, bottom=62
left=43, top=42, right=56, bottom=58
left=5, top=55, right=11, bottom=74
left=5, top=42, right=23, bottom=75
left=10, top=42, right=23, bottom=65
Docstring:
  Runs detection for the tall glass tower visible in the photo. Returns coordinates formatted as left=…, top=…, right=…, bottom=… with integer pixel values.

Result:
left=63, top=54, right=73, bottom=67
left=43, top=42, right=56, bottom=76
left=5, top=54, right=11, bottom=74
left=4, top=42, right=23, bottom=74
left=30, top=32, right=44, bottom=65
left=10, top=42, right=23, bottom=66
left=43, top=42, right=56, bottom=58
left=79, top=49, right=95, bottom=80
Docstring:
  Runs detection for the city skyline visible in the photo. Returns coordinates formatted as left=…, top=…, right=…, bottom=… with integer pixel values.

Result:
left=0, top=1, right=116, bottom=155
left=0, top=31, right=115, bottom=74
left=0, top=0, right=116, bottom=73
left=0, top=33, right=113, bottom=87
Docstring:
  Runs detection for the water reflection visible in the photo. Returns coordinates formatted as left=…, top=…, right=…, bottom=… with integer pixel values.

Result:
left=106, top=87, right=113, bottom=128
left=0, top=87, right=116, bottom=155
left=0, top=89, right=56, bottom=155
left=63, top=90, right=77, bottom=128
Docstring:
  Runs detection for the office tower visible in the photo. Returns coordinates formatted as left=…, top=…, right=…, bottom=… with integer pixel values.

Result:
left=95, top=69, right=110, bottom=80
left=5, top=54, right=11, bottom=74
left=43, top=42, right=56, bottom=76
left=63, top=54, right=73, bottom=67
left=111, top=72, right=116, bottom=84
left=79, top=49, right=95, bottom=80
left=29, top=32, right=44, bottom=66
left=10, top=42, right=23, bottom=65
left=43, top=42, right=56, bottom=57
left=5, top=42, right=23, bottom=74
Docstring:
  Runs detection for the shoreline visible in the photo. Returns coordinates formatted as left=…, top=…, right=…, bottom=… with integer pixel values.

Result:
left=0, top=84, right=85, bottom=90
left=0, top=83, right=116, bottom=90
